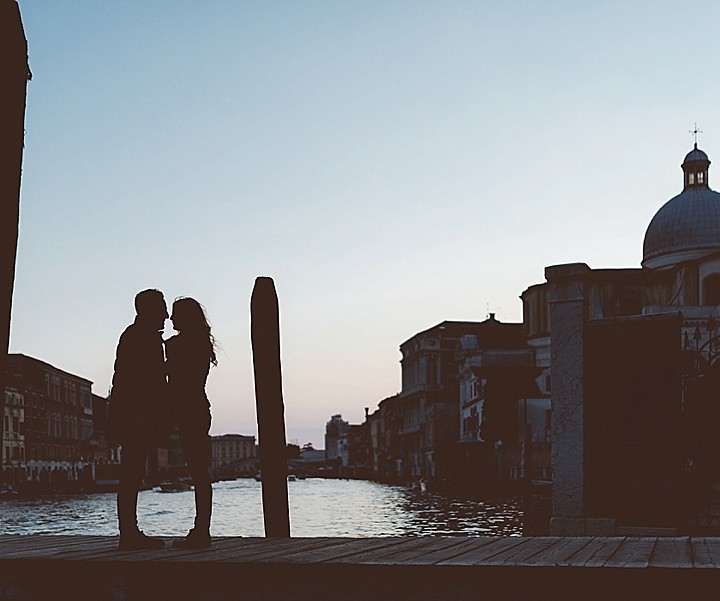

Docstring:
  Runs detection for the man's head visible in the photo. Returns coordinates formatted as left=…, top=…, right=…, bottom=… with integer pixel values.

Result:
left=134, top=289, right=168, bottom=331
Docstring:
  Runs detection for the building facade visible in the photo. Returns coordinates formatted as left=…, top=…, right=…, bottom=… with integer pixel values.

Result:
left=2, top=386, right=25, bottom=484
left=6, top=353, right=95, bottom=489
left=324, top=414, right=350, bottom=465
left=211, top=434, right=256, bottom=478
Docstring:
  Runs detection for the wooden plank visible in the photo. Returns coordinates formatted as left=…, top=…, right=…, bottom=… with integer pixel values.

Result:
left=282, top=537, right=428, bottom=564
left=347, top=537, right=459, bottom=563
left=0, top=535, right=116, bottom=558
left=0, top=534, right=95, bottom=552
left=604, top=537, right=656, bottom=568
left=158, top=537, right=345, bottom=563
left=337, top=537, right=466, bottom=565
left=402, top=537, right=500, bottom=565
left=482, top=536, right=560, bottom=566
left=57, top=537, right=278, bottom=562
left=649, top=537, right=692, bottom=568
left=55, top=535, right=209, bottom=561
left=523, top=536, right=594, bottom=566
left=347, top=536, right=486, bottom=565
left=435, top=536, right=523, bottom=565
left=691, top=537, right=720, bottom=568
left=563, top=537, right=626, bottom=567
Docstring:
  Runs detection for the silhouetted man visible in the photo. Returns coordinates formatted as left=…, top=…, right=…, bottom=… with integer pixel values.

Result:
left=109, top=289, right=168, bottom=550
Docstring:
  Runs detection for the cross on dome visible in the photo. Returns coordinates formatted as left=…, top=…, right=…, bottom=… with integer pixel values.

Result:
left=690, top=122, right=704, bottom=148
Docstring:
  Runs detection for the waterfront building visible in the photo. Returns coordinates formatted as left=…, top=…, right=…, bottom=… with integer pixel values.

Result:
left=2, top=386, right=25, bottom=484
left=373, top=393, right=403, bottom=482
left=529, top=142, right=720, bottom=535
left=364, top=401, right=385, bottom=477
left=339, top=423, right=369, bottom=478
left=299, top=445, right=325, bottom=463
left=89, top=393, right=118, bottom=464
left=398, top=320, right=499, bottom=483
left=211, top=433, right=256, bottom=478
left=454, top=314, right=550, bottom=488
left=6, top=353, right=94, bottom=489
left=324, top=414, right=350, bottom=465
left=357, top=318, right=549, bottom=488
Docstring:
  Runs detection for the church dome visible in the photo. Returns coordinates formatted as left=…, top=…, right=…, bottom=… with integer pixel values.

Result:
left=642, top=145, right=720, bottom=269
left=684, top=147, right=709, bottom=163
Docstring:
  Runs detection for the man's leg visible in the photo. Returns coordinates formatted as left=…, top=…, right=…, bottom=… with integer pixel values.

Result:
left=117, top=440, right=164, bottom=550
left=117, top=441, right=145, bottom=535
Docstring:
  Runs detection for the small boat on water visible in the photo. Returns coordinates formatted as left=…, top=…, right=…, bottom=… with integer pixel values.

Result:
left=0, top=484, right=19, bottom=498
left=409, top=478, right=427, bottom=493
left=157, top=480, right=192, bottom=493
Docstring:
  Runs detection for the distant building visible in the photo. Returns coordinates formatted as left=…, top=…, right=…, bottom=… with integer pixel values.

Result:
left=455, top=314, right=550, bottom=486
left=299, top=446, right=325, bottom=463
left=89, top=393, right=118, bottom=465
left=324, top=414, right=350, bottom=464
left=398, top=320, right=514, bottom=482
left=366, top=394, right=398, bottom=482
left=211, top=434, right=256, bottom=478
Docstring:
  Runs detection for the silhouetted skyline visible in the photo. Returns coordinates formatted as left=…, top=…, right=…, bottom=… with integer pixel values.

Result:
left=11, top=1, right=720, bottom=447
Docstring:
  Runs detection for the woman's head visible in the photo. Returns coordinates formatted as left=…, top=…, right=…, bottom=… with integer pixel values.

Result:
left=171, top=297, right=218, bottom=365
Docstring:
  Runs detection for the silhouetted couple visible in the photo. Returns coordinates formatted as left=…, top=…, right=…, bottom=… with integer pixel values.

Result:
left=109, top=289, right=218, bottom=550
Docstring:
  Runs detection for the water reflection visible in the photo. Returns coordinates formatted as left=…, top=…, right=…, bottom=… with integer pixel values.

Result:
left=399, top=493, right=522, bottom=537
left=0, top=478, right=522, bottom=537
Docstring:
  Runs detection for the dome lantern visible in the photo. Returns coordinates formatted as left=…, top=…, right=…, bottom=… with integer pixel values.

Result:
left=682, top=143, right=710, bottom=190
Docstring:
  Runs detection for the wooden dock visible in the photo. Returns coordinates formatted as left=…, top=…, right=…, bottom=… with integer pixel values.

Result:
left=2, top=535, right=720, bottom=600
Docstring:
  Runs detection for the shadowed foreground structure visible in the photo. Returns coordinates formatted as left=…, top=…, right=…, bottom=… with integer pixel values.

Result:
left=0, top=0, right=30, bottom=419
left=2, top=535, right=720, bottom=600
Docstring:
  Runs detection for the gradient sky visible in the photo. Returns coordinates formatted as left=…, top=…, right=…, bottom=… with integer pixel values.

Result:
left=11, top=1, right=720, bottom=448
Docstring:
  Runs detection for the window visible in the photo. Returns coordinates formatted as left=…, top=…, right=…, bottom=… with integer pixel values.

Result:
left=703, top=274, right=720, bottom=306
left=699, top=172, right=705, bottom=184
left=689, top=173, right=695, bottom=185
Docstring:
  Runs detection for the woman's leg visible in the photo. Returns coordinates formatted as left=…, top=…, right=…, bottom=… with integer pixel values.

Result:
left=187, top=436, right=212, bottom=532
left=180, top=407, right=213, bottom=535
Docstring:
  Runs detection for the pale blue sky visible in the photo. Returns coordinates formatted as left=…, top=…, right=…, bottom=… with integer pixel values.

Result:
left=11, top=1, right=720, bottom=447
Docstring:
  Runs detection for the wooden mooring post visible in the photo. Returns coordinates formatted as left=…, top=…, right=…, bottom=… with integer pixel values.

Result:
left=0, top=0, right=31, bottom=423
left=251, top=276, right=291, bottom=537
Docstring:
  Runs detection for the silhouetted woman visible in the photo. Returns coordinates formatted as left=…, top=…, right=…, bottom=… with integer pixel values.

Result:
left=165, top=297, right=218, bottom=548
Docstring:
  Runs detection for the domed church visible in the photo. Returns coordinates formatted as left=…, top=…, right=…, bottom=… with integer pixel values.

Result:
left=644, top=144, right=720, bottom=278
left=523, top=142, right=720, bottom=356
left=521, top=142, right=720, bottom=536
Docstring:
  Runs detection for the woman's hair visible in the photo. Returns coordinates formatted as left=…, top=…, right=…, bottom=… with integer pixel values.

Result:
left=173, top=297, right=218, bottom=366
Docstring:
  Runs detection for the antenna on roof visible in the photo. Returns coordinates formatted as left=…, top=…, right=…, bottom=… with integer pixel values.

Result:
left=690, top=122, right=703, bottom=148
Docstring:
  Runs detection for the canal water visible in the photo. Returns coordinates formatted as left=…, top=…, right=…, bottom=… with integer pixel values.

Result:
left=0, top=478, right=522, bottom=537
